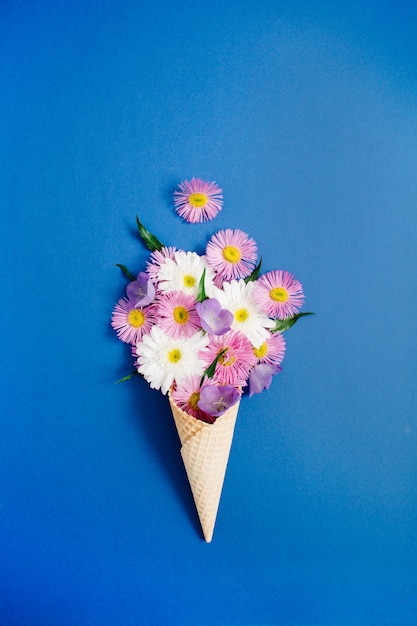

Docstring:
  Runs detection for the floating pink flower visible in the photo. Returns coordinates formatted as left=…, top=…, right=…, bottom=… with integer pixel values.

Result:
left=111, top=299, right=156, bottom=344
left=174, top=178, right=223, bottom=223
left=205, top=229, right=258, bottom=281
left=199, top=330, right=256, bottom=387
left=252, top=331, right=286, bottom=367
left=156, top=290, right=200, bottom=339
left=146, top=246, right=177, bottom=282
left=171, top=375, right=214, bottom=423
left=253, top=270, right=304, bottom=319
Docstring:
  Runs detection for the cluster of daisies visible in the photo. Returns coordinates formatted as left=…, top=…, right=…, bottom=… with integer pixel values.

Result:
left=112, top=180, right=306, bottom=424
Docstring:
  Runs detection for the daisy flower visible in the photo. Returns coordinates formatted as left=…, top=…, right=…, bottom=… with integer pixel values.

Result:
left=135, top=326, right=209, bottom=395
left=171, top=374, right=214, bottom=423
left=156, top=291, right=200, bottom=339
left=215, top=279, right=274, bottom=348
left=146, top=246, right=177, bottom=282
left=174, top=178, right=223, bottom=223
left=157, top=250, right=215, bottom=297
left=111, top=299, right=156, bottom=344
left=199, top=330, right=256, bottom=387
left=252, top=331, right=286, bottom=367
left=205, top=229, right=257, bottom=281
left=253, top=270, right=304, bottom=319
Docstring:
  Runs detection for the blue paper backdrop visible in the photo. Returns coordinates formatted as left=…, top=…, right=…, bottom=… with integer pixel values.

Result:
left=2, top=1, right=417, bottom=624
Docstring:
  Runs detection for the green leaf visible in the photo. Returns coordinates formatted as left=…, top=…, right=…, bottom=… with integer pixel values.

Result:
left=116, top=370, right=139, bottom=384
left=270, top=311, right=315, bottom=333
left=196, top=268, right=207, bottom=303
left=200, top=348, right=227, bottom=386
left=136, top=216, right=165, bottom=252
left=244, top=257, right=262, bottom=283
left=115, top=263, right=136, bottom=281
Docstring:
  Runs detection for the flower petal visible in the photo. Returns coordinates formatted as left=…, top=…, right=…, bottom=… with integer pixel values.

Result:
left=196, top=298, right=233, bottom=335
left=249, top=363, right=282, bottom=397
left=126, top=271, right=156, bottom=307
left=198, top=384, right=240, bottom=417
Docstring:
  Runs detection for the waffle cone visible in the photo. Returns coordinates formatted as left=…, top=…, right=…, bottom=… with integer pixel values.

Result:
left=168, top=392, right=240, bottom=543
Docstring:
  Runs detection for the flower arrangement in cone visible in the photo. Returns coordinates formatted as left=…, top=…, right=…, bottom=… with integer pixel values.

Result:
left=111, top=178, right=312, bottom=542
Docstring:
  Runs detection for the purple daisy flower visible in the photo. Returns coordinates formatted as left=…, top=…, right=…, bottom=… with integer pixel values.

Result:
left=111, top=299, right=157, bottom=344
left=156, top=290, right=200, bottom=339
left=199, top=330, right=256, bottom=387
left=205, top=229, right=258, bottom=281
left=174, top=178, right=223, bottom=223
left=253, top=331, right=286, bottom=366
left=253, top=270, right=304, bottom=319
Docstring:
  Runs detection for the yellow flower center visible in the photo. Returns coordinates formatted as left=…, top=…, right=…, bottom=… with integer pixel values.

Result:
left=189, top=392, right=200, bottom=410
left=189, top=192, right=208, bottom=208
left=173, top=306, right=189, bottom=325
left=222, top=245, right=241, bottom=264
left=168, top=348, right=182, bottom=363
left=218, top=348, right=236, bottom=367
left=253, top=342, right=268, bottom=359
left=270, top=287, right=289, bottom=303
left=127, top=309, right=145, bottom=328
left=183, top=274, right=196, bottom=288
left=218, top=350, right=236, bottom=367
left=234, top=308, right=249, bottom=323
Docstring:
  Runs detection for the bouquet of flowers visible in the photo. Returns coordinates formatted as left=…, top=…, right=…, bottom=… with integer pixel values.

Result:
left=111, top=179, right=311, bottom=542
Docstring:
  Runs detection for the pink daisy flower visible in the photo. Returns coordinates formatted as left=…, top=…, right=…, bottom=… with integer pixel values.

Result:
left=205, top=229, right=258, bottom=281
left=111, top=298, right=157, bottom=344
left=253, top=270, right=304, bottom=319
left=252, top=331, right=286, bottom=367
left=156, top=290, right=200, bottom=339
left=146, top=246, right=177, bottom=282
left=174, top=178, right=223, bottom=223
left=171, top=375, right=214, bottom=423
left=199, top=330, right=256, bottom=387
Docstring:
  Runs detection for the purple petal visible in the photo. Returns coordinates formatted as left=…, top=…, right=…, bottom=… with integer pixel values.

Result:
left=216, top=308, right=234, bottom=332
left=126, top=271, right=156, bottom=307
left=196, top=298, right=233, bottom=335
left=198, top=384, right=240, bottom=418
left=249, top=363, right=282, bottom=398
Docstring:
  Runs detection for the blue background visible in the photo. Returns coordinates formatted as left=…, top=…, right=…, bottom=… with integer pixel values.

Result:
left=1, top=1, right=417, bottom=624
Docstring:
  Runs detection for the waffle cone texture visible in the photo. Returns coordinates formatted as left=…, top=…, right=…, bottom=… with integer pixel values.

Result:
left=168, top=392, right=240, bottom=543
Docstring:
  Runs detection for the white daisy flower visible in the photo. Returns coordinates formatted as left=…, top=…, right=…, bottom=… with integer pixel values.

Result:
left=216, top=279, right=274, bottom=349
left=157, top=250, right=215, bottom=297
left=135, top=326, right=209, bottom=394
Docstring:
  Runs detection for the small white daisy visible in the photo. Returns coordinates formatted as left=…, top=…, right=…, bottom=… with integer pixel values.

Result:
left=135, top=326, right=209, bottom=394
left=157, top=250, right=215, bottom=297
left=215, top=280, right=274, bottom=349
